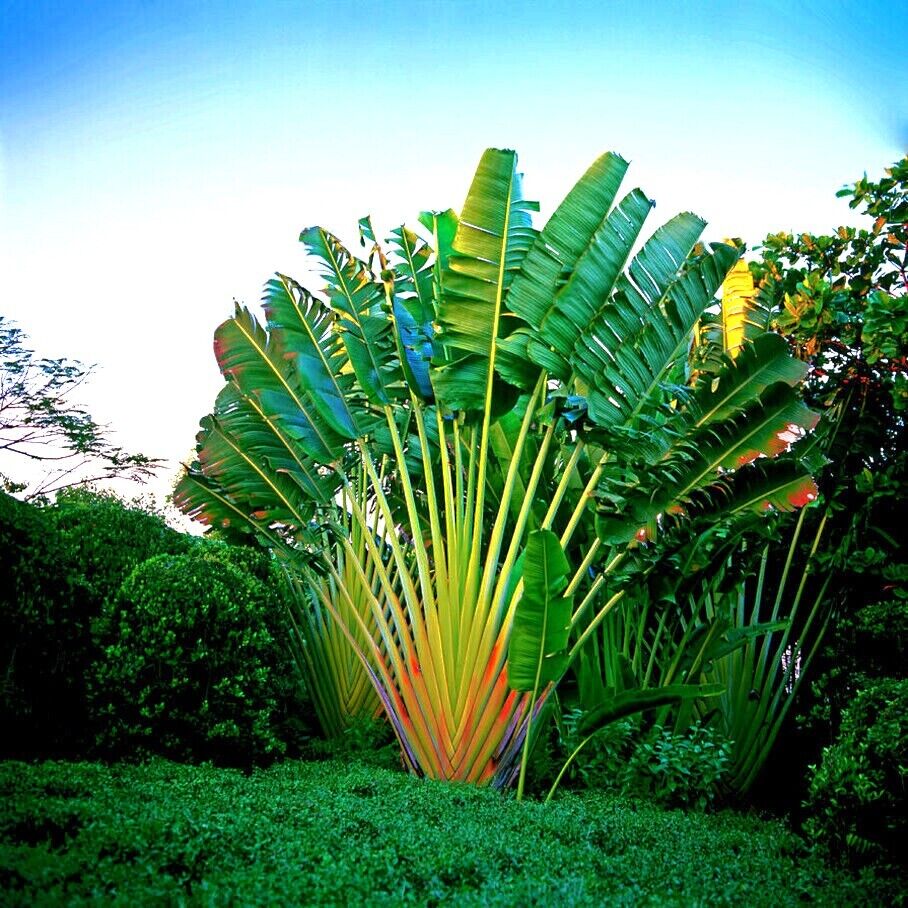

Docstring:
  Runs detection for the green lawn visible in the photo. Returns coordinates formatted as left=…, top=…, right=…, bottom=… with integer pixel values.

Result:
left=0, top=758, right=892, bottom=906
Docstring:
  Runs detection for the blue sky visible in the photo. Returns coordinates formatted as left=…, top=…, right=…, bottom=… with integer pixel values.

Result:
left=1, top=0, right=905, bottom=515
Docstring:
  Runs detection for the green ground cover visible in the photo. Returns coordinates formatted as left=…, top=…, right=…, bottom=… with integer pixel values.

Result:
left=0, top=759, right=893, bottom=907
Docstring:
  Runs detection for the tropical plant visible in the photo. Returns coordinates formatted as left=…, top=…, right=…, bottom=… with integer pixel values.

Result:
left=554, top=255, right=830, bottom=798
left=176, top=148, right=819, bottom=787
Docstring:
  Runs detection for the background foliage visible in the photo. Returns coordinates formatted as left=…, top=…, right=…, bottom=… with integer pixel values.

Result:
left=0, top=490, right=308, bottom=764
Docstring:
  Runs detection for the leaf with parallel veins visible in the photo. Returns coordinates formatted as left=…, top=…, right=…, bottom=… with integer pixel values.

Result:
left=300, top=226, right=403, bottom=406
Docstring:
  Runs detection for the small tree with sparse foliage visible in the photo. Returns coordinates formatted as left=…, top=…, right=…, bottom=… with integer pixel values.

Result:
left=0, top=315, right=161, bottom=499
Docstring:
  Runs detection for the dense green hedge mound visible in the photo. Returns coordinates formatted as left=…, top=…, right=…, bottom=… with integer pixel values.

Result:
left=92, top=544, right=307, bottom=765
left=0, top=759, right=893, bottom=907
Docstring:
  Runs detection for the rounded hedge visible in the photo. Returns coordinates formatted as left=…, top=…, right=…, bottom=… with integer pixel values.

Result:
left=92, top=546, right=304, bottom=766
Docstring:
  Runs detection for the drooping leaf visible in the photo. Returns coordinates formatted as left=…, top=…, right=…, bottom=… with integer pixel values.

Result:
left=689, top=333, right=810, bottom=427
left=720, top=252, right=760, bottom=357
left=173, top=466, right=270, bottom=540
left=507, top=529, right=573, bottom=691
left=595, top=383, right=819, bottom=543
left=578, top=683, right=724, bottom=736
left=193, top=413, right=313, bottom=531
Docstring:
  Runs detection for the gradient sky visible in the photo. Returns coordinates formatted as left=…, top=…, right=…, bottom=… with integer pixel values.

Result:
left=1, top=0, right=905, bottom=520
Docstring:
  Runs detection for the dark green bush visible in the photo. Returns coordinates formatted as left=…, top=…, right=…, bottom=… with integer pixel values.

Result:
left=50, top=487, right=190, bottom=609
left=0, top=491, right=79, bottom=756
left=91, top=545, right=307, bottom=765
left=0, top=489, right=191, bottom=758
left=0, top=758, right=892, bottom=907
left=805, top=679, right=908, bottom=876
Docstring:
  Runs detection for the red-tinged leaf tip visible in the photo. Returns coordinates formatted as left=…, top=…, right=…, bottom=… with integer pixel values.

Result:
left=737, top=451, right=760, bottom=467
left=788, top=478, right=819, bottom=508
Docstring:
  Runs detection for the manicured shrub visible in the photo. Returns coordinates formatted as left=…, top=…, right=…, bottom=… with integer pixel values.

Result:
left=50, top=487, right=190, bottom=609
left=91, top=545, right=307, bottom=765
left=0, top=758, right=891, bottom=907
left=805, top=679, right=908, bottom=875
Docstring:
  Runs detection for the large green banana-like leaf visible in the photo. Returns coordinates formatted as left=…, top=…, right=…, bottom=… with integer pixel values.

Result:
left=497, top=187, right=656, bottom=386
left=261, top=274, right=361, bottom=439
left=417, top=208, right=458, bottom=354
left=387, top=226, right=435, bottom=399
left=173, top=466, right=284, bottom=546
left=506, top=152, right=630, bottom=333
left=689, top=333, right=809, bottom=427
left=700, top=382, right=819, bottom=469
left=214, top=303, right=345, bottom=462
left=193, top=413, right=313, bottom=530
left=573, top=227, right=738, bottom=427
left=300, top=226, right=403, bottom=406
left=597, top=442, right=819, bottom=545
left=213, top=384, right=337, bottom=504
left=507, top=529, right=573, bottom=691
left=705, top=458, right=820, bottom=516
left=533, top=190, right=656, bottom=377
left=433, top=149, right=538, bottom=409
left=175, top=380, right=338, bottom=544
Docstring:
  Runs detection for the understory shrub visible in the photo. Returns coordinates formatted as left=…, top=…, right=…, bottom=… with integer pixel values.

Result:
left=302, top=715, right=400, bottom=771
left=805, top=679, right=908, bottom=876
left=91, top=544, right=307, bottom=765
left=541, top=713, right=732, bottom=810
left=622, top=722, right=733, bottom=810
